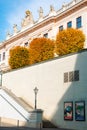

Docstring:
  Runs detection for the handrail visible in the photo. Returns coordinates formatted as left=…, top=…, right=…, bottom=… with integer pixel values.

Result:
left=0, top=94, right=29, bottom=121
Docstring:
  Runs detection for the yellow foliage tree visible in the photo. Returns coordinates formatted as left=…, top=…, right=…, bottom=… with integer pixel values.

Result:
left=29, top=37, right=55, bottom=64
left=56, top=28, right=85, bottom=56
left=9, top=46, right=29, bottom=69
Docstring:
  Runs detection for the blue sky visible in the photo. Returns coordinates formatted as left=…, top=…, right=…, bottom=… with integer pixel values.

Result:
left=0, top=0, right=71, bottom=42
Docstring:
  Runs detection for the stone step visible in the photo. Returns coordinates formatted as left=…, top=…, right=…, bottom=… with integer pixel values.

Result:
left=43, top=120, right=57, bottom=128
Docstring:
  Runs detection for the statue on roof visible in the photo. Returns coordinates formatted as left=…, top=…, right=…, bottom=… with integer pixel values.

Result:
left=50, top=5, right=55, bottom=12
left=49, top=5, right=56, bottom=16
left=38, top=7, right=43, bottom=19
left=62, top=2, right=66, bottom=8
left=6, top=30, right=10, bottom=36
left=21, top=10, right=34, bottom=28
left=73, top=0, right=76, bottom=4
left=13, top=24, right=18, bottom=34
left=6, top=30, right=10, bottom=40
left=25, top=10, right=31, bottom=16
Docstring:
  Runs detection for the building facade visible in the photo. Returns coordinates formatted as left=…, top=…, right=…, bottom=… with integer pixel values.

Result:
left=0, top=0, right=87, bottom=71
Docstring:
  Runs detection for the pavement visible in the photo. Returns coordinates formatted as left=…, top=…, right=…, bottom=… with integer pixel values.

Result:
left=0, top=127, right=73, bottom=130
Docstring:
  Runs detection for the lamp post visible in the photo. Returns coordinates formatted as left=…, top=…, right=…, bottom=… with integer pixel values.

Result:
left=34, top=87, right=38, bottom=109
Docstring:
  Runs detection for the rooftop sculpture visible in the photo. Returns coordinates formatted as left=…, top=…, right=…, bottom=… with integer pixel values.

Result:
left=13, top=24, right=18, bottom=34
left=38, top=7, right=44, bottom=20
left=49, top=5, right=56, bottom=16
left=21, top=10, right=34, bottom=28
left=5, top=0, right=80, bottom=40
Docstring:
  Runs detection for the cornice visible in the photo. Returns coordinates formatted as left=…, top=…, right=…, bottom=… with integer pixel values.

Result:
left=55, top=0, right=87, bottom=22
left=1, top=16, right=55, bottom=48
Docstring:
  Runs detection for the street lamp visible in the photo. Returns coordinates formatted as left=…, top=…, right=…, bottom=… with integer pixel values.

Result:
left=34, top=87, right=38, bottom=109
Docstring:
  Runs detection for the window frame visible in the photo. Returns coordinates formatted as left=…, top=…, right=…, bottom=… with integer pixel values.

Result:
left=0, top=54, right=1, bottom=62
left=43, top=33, right=48, bottom=38
left=69, top=71, right=74, bottom=82
left=2, top=52, right=5, bottom=60
left=67, top=21, right=72, bottom=28
left=64, top=72, right=68, bottom=83
left=76, top=16, right=82, bottom=29
left=59, top=25, right=63, bottom=31
left=74, top=70, right=79, bottom=81
left=24, top=42, right=28, bottom=47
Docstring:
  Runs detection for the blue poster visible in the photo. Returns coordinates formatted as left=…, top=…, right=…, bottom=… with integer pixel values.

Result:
left=75, top=101, right=85, bottom=121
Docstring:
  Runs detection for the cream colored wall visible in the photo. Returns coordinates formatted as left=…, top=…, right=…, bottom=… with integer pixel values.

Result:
left=2, top=50, right=87, bottom=130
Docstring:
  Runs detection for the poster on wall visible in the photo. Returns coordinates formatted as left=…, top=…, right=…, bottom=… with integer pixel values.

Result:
left=64, top=102, right=73, bottom=120
left=75, top=101, right=85, bottom=121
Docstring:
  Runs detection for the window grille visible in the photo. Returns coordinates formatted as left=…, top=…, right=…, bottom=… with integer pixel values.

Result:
left=74, top=70, right=79, bottom=81
left=64, top=70, right=79, bottom=83
left=64, top=72, right=68, bottom=83
left=69, top=71, right=74, bottom=82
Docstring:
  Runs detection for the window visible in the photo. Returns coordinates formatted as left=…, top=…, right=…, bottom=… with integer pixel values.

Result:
left=24, top=42, right=28, bottom=47
left=76, top=16, right=82, bottom=28
left=59, top=25, right=63, bottom=31
left=0, top=54, right=1, bottom=62
left=64, top=70, right=79, bottom=83
left=67, top=21, right=72, bottom=28
left=3, top=52, right=5, bottom=60
left=74, top=70, right=79, bottom=81
left=69, top=71, right=74, bottom=82
left=43, top=33, right=48, bottom=38
left=64, top=72, right=68, bottom=83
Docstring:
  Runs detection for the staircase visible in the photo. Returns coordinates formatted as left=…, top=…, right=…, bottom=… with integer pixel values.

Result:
left=0, top=86, right=57, bottom=128
left=43, top=119, right=57, bottom=128
left=1, top=86, right=33, bottom=112
left=0, top=86, right=33, bottom=127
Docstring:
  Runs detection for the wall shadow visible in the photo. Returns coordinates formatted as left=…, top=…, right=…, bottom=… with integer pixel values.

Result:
left=50, top=50, right=87, bottom=130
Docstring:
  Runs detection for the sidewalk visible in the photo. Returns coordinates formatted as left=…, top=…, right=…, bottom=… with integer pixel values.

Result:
left=0, top=127, right=74, bottom=130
